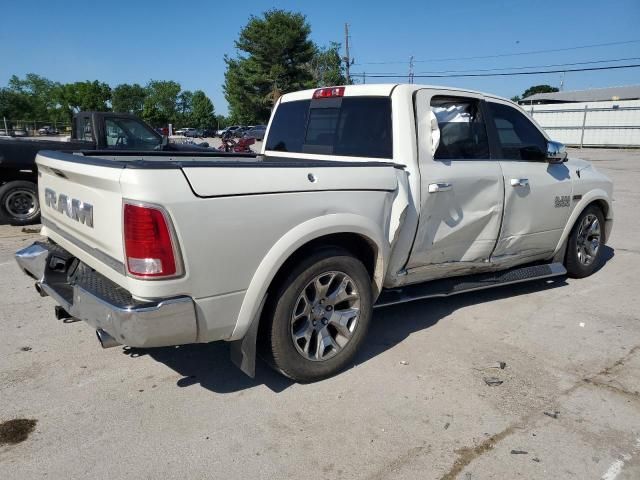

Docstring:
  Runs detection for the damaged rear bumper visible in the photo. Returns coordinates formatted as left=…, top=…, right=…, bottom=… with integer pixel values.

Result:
left=15, top=242, right=197, bottom=348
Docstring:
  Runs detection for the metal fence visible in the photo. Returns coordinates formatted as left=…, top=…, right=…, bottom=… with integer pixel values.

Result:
left=523, top=100, right=640, bottom=148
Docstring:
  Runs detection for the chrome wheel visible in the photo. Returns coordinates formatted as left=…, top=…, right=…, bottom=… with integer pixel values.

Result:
left=290, top=271, right=360, bottom=362
left=5, top=188, right=38, bottom=220
left=576, top=213, right=601, bottom=266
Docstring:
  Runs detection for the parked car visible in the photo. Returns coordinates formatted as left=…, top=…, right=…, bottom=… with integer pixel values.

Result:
left=38, top=126, right=59, bottom=135
left=0, top=112, right=219, bottom=225
left=218, top=125, right=241, bottom=137
left=16, top=84, right=613, bottom=383
left=234, top=126, right=250, bottom=138
left=12, top=128, right=27, bottom=137
left=183, top=128, right=199, bottom=137
left=244, top=125, right=267, bottom=141
left=200, top=128, right=216, bottom=138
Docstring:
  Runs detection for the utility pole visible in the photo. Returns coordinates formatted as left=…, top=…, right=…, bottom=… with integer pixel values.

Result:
left=343, top=23, right=351, bottom=84
left=559, top=71, right=565, bottom=91
left=409, top=55, right=415, bottom=84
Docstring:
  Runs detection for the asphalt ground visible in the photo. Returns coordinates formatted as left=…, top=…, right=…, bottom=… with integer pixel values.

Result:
left=0, top=148, right=638, bottom=479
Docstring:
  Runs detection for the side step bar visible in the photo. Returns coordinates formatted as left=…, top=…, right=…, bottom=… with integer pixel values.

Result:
left=375, top=262, right=566, bottom=308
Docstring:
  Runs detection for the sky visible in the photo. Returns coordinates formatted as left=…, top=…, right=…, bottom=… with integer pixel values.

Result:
left=1, top=0, right=639, bottom=115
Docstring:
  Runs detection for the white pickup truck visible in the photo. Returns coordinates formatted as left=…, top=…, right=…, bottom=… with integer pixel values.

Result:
left=16, top=84, right=613, bottom=382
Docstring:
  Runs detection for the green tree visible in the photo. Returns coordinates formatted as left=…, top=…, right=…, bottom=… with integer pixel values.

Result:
left=142, top=80, right=181, bottom=126
left=521, top=84, right=559, bottom=99
left=176, top=90, right=194, bottom=126
left=7, top=74, right=61, bottom=121
left=112, top=83, right=146, bottom=115
left=55, top=81, right=111, bottom=122
left=190, top=90, right=215, bottom=129
left=310, top=42, right=347, bottom=87
left=223, top=9, right=316, bottom=123
left=0, top=88, right=31, bottom=122
left=511, top=95, right=521, bottom=102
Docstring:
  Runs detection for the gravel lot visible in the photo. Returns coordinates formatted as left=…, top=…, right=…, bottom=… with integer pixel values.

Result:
left=1, top=148, right=639, bottom=479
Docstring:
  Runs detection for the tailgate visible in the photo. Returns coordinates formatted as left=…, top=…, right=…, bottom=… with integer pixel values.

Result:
left=37, top=151, right=125, bottom=276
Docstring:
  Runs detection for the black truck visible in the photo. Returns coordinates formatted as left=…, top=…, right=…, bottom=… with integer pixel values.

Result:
left=0, top=112, right=216, bottom=225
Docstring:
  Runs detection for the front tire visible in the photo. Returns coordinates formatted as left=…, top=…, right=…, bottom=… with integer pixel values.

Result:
left=262, top=247, right=373, bottom=382
left=565, top=205, right=605, bottom=278
left=0, top=180, right=40, bottom=226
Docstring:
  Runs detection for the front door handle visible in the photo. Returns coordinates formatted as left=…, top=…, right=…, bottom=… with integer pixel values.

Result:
left=510, top=178, right=529, bottom=187
left=428, top=182, right=453, bottom=193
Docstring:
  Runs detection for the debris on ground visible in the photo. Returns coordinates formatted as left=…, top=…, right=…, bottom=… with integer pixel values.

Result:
left=21, top=227, right=41, bottom=234
left=579, top=322, right=585, bottom=328
left=400, top=360, right=409, bottom=365
left=0, top=419, right=37, bottom=445
left=532, top=457, right=541, bottom=462
left=483, top=377, right=504, bottom=386
left=20, top=346, right=32, bottom=352
left=544, top=411, right=560, bottom=419
left=444, top=422, right=450, bottom=430
left=510, top=450, right=528, bottom=455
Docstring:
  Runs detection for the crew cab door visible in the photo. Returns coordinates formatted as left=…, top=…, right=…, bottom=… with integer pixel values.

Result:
left=486, top=100, right=573, bottom=261
left=405, top=90, right=504, bottom=280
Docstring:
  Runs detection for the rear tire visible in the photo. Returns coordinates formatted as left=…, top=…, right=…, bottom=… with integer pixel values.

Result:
left=565, top=205, right=605, bottom=278
left=262, top=247, right=373, bottom=382
left=0, top=180, right=40, bottom=226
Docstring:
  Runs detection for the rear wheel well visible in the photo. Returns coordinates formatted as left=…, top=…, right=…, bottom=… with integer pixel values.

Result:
left=265, top=233, right=378, bottom=306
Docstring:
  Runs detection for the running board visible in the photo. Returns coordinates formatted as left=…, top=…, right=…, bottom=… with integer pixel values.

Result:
left=374, top=262, right=566, bottom=308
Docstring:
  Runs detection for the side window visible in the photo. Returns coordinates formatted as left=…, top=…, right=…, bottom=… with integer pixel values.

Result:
left=265, top=100, right=310, bottom=152
left=487, top=102, right=547, bottom=161
left=104, top=118, right=161, bottom=150
left=430, top=96, right=489, bottom=160
left=77, top=117, right=93, bottom=142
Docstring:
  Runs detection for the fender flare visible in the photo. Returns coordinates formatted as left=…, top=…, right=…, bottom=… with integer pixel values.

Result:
left=229, top=213, right=388, bottom=342
left=552, top=189, right=613, bottom=256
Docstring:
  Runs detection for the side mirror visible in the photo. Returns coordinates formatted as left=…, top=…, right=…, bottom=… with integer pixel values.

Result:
left=546, top=140, right=567, bottom=163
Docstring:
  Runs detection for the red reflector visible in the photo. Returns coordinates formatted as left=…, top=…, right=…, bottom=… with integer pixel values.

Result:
left=313, top=87, right=345, bottom=99
left=123, top=203, right=178, bottom=278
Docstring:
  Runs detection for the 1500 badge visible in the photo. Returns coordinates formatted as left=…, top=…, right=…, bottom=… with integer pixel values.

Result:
left=555, top=195, right=570, bottom=208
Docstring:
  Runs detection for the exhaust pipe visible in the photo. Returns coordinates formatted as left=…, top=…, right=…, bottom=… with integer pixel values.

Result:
left=96, top=329, right=120, bottom=348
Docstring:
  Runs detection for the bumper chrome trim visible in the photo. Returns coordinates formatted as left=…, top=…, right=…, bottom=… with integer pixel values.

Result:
left=16, top=242, right=198, bottom=348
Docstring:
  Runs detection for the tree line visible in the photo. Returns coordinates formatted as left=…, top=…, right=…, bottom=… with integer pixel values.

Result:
left=0, top=75, right=219, bottom=129
left=0, top=9, right=347, bottom=128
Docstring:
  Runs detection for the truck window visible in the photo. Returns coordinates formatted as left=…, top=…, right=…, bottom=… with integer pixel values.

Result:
left=486, top=102, right=547, bottom=161
left=266, top=97, right=393, bottom=159
left=104, top=117, right=161, bottom=150
left=430, top=97, right=489, bottom=160
left=77, top=116, right=94, bottom=142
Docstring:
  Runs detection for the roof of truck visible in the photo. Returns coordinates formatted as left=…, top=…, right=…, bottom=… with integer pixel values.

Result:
left=279, top=83, right=513, bottom=105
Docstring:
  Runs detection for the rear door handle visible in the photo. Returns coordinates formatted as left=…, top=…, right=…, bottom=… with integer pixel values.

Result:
left=428, top=182, right=452, bottom=193
left=510, top=178, right=529, bottom=187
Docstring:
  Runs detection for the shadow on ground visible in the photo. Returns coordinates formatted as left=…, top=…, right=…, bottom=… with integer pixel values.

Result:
left=123, top=247, right=614, bottom=395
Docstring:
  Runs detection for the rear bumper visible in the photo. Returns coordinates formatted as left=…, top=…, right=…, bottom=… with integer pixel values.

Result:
left=15, top=242, right=198, bottom=348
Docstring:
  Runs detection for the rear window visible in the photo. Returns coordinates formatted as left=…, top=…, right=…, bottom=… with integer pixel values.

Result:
left=266, top=97, right=393, bottom=159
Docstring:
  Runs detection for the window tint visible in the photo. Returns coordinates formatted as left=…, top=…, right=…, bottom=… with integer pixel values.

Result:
left=430, top=96, right=489, bottom=160
left=266, top=97, right=393, bottom=159
left=487, top=102, right=547, bottom=161
left=265, top=100, right=310, bottom=153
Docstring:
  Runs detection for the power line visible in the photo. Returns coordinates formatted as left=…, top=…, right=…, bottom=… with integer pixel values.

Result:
left=353, top=39, right=640, bottom=65
left=350, top=63, right=640, bottom=79
left=361, top=57, right=640, bottom=76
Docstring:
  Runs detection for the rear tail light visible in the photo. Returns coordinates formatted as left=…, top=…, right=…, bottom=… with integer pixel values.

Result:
left=313, top=87, right=345, bottom=99
left=123, top=202, right=182, bottom=279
